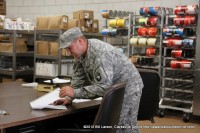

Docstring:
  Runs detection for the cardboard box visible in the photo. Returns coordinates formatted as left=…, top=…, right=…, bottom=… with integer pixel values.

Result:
left=0, top=17, right=4, bottom=29
left=61, top=48, right=67, bottom=56
left=48, top=15, right=68, bottom=30
left=36, top=41, right=49, bottom=55
left=61, top=48, right=71, bottom=56
left=36, top=62, right=58, bottom=77
left=73, top=10, right=94, bottom=19
left=49, top=42, right=59, bottom=56
left=0, top=10, right=6, bottom=15
left=78, top=19, right=86, bottom=30
left=92, top=19, right=99, bottom=33
left=61, top=63, right=73, bottom=75
left=0, top=1, right=6, bottom=11
left=84, top=19, right=92, bottom=32
left=68, top=19, right=86, bottom=30
left=67, top=19, right=79, bottom=29
left=9, top=37, right=28, bottom=45
left=10, top=37, right=28, bottom=53
left=36, top=16, right=49, bottom=30
left=1, top=78, right=23, bottom=83
left=0, top=41, right=27, bottom=53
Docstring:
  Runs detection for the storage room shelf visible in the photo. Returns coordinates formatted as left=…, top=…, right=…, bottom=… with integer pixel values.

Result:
left=35, top=54, right=59, bottom=60
left=135, top=65, right=159, bottom=69
left=159, top=99, right=193, bottom=113
left=161, top=87, right=194, bottom=93
left=162, top=57, right=195, bottom=61
left=0, top=69, right=34, bottom=76
left=162, top=77, right=194, bottom=83
left=0, top=51, right=34, bottom=57
left=162, top=67, right=194, bottom=71
left=161, top=98, right=193, bottom=104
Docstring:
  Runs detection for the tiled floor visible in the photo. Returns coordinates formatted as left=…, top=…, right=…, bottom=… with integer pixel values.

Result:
left=138, top=110, right=200, bottom=133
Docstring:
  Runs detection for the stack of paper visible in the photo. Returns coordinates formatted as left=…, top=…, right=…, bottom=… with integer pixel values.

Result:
left=21, top=82, right=38, bottom=89
left=73, top=97, right=102, bottom=103
left=30, top=88, right=102, bottom=110
left=30, top=88, right=67, bottom=110
left=44, top=78, right=70, bottom=84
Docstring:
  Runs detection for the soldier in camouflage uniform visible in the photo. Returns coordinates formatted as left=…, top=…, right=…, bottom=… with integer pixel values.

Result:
left=54, top=27, right=144, bottom=133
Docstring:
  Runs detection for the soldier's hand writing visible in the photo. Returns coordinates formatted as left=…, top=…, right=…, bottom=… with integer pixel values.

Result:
left=59, top=86, right=74, bottom=98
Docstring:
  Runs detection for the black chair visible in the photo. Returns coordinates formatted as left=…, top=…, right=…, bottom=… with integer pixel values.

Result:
left=137, top=68, right=160, bottom=123
left=55, top=82, right=126, bottom=133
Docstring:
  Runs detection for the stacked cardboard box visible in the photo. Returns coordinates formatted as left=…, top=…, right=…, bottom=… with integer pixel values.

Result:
left=68, top=10, right=99, bottom=33
left=36, top=41, right=60, bottom=56
left=36, top=62, right=73, bottom=77
left=36, top=41, right=70, bottom=56
left=0, top=37, right=28, bottom=53
left=36, top=62, right=58, bottom=77
left=1, top=78, right=23, bottom=83
left=0, top=0, right=6, bottom=15
left=35, top=15, right=68, bottom=30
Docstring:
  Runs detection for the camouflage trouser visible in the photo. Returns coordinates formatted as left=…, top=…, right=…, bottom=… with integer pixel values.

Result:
left=116, top=80, right=142, bottom=133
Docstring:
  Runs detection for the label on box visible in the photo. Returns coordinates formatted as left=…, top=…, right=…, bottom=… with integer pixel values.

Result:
left=63, top=18, right=68, bottom=23
left=174, top=40, right=182, bottom=45
left=163, top=40, right=168, bottom=43
left=182, top=63, right=191, bottom=68
left=85, top=13, right=89, bottom=19
left=93, top=23, right=97, bottom=28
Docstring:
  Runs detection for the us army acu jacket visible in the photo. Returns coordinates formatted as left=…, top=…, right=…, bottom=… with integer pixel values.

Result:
left=71, top=39, right=143, bottom=133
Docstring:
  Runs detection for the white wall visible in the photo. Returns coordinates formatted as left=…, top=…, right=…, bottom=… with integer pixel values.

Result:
left=5, top=0, right=199, bottom=30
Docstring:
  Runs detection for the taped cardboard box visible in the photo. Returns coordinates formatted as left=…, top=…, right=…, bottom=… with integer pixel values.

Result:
left=49, top=41, right=59, bottom=56
left=36, top=62, right=58, bottom=77
left=9, top=37, right=28, bottom=52
left=0, top=10, right=5, bottom=15
left=1, top=78, right=23, bottom=83
left=61, top=48, right=71, bottom=56
left=0, top=16, right=4, bottom=29
left=68, top=19, right=85, bottom=30
left=36, top=16, right=49, bottom=30
left=68, top=19, right=78, bottom=29
left=61, top=48, right=67, bottom=56
left=9, top=37, right=28, bottom=45
left=0, top=1, right=6, bottom=11
left=0, top=42, right=27, bottom=53
left=48, top=15, right=68, bottom=30
left=36, top=41, right=49, bottom=55
left=73, top=10, right=94, bottom=19
left=85, top=19, right=92, bottom=33
left=92, top=19, right=99, bottom=33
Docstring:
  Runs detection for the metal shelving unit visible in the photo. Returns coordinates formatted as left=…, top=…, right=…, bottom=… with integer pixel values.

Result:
left=0, top=30, right=34, bottom=81
left=102, top=16, right=129, bottom=56
left=128, top=12, right=164, bottom=74
left=33, top=30, right=106, bottom=82
left=192, top=1, right=200, bottom=116
left=33, top=30, right=74, bottom=82
left=158, top=12, right=198, bottom=122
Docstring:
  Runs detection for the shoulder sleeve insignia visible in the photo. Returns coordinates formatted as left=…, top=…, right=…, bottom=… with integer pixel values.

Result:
left=93, top=65, right=107, bottom=83
left=95, top=71, right=101, bottom=81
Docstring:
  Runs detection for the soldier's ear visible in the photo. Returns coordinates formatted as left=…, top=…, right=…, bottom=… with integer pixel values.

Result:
left=77, top=38, right=82, bottom=45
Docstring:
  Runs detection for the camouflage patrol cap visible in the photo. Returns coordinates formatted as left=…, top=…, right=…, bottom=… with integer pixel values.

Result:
left=59, top=27, right=83, bottom=49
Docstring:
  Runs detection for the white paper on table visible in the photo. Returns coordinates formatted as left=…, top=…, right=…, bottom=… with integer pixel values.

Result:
left=45, top=104, right=67, bottom=110
left=21, top=82, right=38, bottom=88
left=44, top=78, right=70, bottom=84
left=73, top=97, right=102, bottom=103
left=30, top=88, right=67, bottom=110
